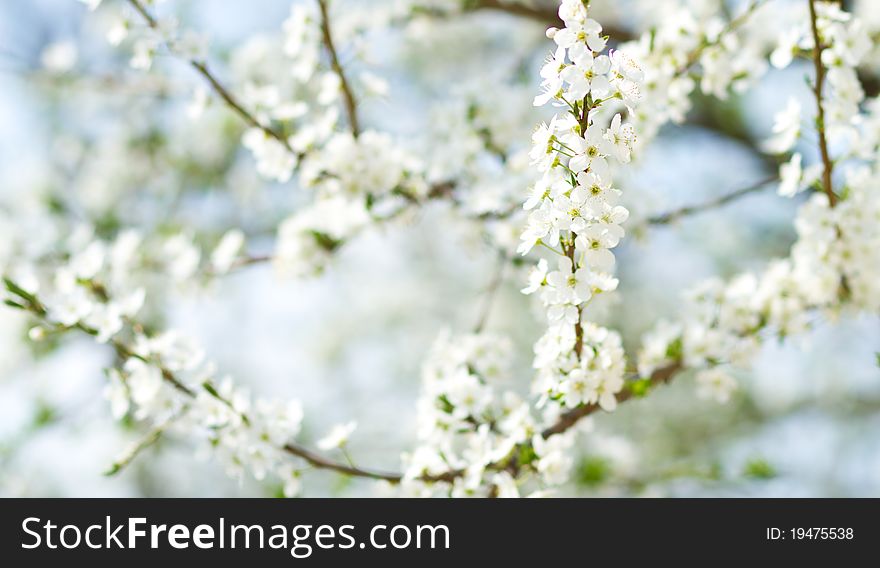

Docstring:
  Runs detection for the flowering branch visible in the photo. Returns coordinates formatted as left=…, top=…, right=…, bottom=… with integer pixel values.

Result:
left=3, top=274, right=468, bottom=486
left=7, top=0, right=877, bottom=499
left=316, top=0, right=361, bottom=137
left=676, top=0, right=767, bottom=75
left=807, top=0, right=838, bottom=206
left=7, top=263, right=694, bottom=491
left=104, top=419, right=170, bottom=476
left=541, top=361, right=683, bottom=438
left=404, top=359, right=687, bottom=490
left=2, top=275, right=402, bottom=485
left=126, top=0, right=296, bottom=154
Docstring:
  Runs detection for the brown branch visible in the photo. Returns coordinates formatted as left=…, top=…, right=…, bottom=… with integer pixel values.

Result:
left=116, top=304, right=684, bottom=484
left=317, top=0, right=361, bottom=137
left=807, top=0, right=838, bottom=207
left=283, top=443, right=402, bottom=482
left=401, top=361, right=687, bottom=485
left=541, top=361, right=683, bottom=438
left=10, top=275, right=691, bottom=487
left=470, top=0, right=632, bottom=41
left=126, top=0, right=295, bottom=154
left=11, top=286, right=398, bottom=483
left=676, top=0, right=765, bottom=75
left=565, top=241, right=585, bottom=357
left=14, top=281, right=457, bottom=485
left=474, top=0, right=561, bottom=26
left=645, top=175, right=777, bottom=226
left=228, top=254, right=272, bottom=272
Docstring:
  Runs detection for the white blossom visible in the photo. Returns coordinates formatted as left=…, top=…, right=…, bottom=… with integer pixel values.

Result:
left=317, top=421, right=357, bottom=451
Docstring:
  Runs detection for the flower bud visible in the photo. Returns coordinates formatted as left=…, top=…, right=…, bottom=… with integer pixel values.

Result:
left=28, top=326, right=47, bottom=341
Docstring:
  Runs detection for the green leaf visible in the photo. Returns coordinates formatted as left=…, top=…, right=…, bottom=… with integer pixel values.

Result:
left=743, top=458, right=776, bottom=480
left=3, top=278, right=36, bottom=305
left=629, top=378, right=652, bottom=398
left=202, top=381, right=221, bottom=398
left=665, top=336, right=683, bottom=361
left=103, top=463, right=122, bottom=477
left=576, top=456, right=610, bottom=487
left=310, top=230, right=342, bottom=252
left=518, top=444, right=538, bottom=467
left=32, top=402, right=57, bottom=428
left=437, top=394, right=455, bottom=414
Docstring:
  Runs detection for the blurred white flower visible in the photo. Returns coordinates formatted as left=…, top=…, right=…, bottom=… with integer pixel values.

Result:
left=317, top=421, right=357, bottom=451
left=40, top=40, right=77, bottom=73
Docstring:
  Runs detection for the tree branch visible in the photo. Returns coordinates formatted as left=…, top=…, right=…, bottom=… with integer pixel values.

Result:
left=283, top=442, right=402, bottom=482
left=473, top=0, right=561, bottom=26
left=470, top=0, right=632, bottom=41
left=7, top=275, right=691, bottom=487
left=126, top=0, right=295, bottom=154
left=675, top=0, right=766, bottom=74
left=644, top=175, right=777, bottom=226
left=807, top=0, right=838, bottom=207
left=317, top=0, right=361, bottom=137
left=541, top=361, right=683, bottom=438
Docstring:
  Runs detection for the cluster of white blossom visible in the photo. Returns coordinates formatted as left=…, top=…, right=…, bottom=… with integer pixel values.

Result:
left=4, top=227, right=146, bottom=346
left=620, top=0, right=773, bottom=147
left=422, top=83, right=533, bottom=200
left=234, top=4, right=338, bottom=183
left=638, top=167, right=880, bottom=403
left=101, top=333, right=306, bottom=497
left=401, top=331, right=587, bottom=496
left=227, top=3, right=440, bottom=277
left=1, top=232, right=318, bottom=496
left=519, top=0, right=641, bottom=416
left=400, top=332, right=529, bottom=496
left=88, top=0, right=209, bottom=71
left=274, top=131, right=426, bottom=277
left=0, top=220, right=257, bottom=351
left=95, top=0, right=536, bottom=281
left=413, top=83, right=535, bottom=258
left=638, top=2, right=880, bottom=406
left=766, top=2, right=872, bottom=196
left=5, top=0, right=870, bottom=497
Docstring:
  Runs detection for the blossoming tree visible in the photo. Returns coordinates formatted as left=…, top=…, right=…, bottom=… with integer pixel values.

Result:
left=1, top=0, right=879, bottom=496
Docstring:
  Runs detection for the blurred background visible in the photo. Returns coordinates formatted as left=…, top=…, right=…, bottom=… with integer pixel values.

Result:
left=1, top=0, right=879, bottom=497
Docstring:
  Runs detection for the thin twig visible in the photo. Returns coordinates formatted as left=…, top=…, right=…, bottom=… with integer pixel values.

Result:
left=676, top=0, right=766, bottom=74
left=105, top=419, right=172, bottom=476
left=317, top=0, right=361, bottom=137
left=283, top=443, right=402, bottom=482
left=644, top=175, right=777, bottom=226
left=126, top=0, right=295, bottom=153
left=228, top=254, right=272, bottom=271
